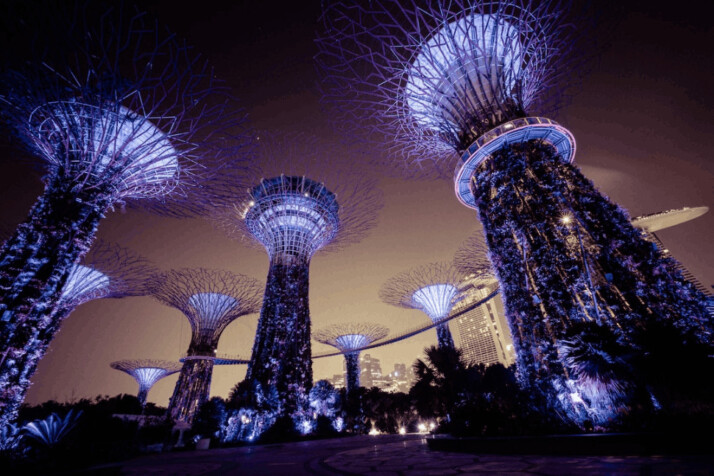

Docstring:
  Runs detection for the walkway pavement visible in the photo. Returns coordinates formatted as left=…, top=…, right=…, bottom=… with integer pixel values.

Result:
left=103, top=434, right=714, bottom=475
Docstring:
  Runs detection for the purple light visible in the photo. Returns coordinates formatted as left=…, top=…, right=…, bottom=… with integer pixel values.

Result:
left=412, top=284, right=459, bottom=322
left=244, top=176, right=340, bottom=262
left=110, top=359, right=182, bottom=406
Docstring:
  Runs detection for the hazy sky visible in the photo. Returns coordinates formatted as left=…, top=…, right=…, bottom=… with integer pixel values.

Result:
left=0, top=0, right=711, bottom=406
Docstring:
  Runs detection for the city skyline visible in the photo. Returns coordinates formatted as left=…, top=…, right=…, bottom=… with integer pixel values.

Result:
left=0, top=0, right=711, bottom=407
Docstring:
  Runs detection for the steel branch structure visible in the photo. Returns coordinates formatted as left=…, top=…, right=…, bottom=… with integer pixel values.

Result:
left=0, top=241, right=154, bottom=424
left=0, top=4, right=253, bottom=425
left=318, top=0, right=712, bottom=426
left=313, top=322, right=389, bottom=393
left=381, top=263, right=464, bottom=349
left=110, top=359, right=183, bottom=406
left=149, top=268, right=261, bottom=423
left=214, top=132, right=382, bottom=415
left=454, top=233, right=498, bottom=281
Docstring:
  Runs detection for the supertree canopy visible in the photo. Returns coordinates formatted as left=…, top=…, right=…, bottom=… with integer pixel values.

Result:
left=0, top=241, right=155, bottom=425
left=149, top=268, right=261, bottom=423
left=318, top=0, right=712, bottom=426
left=214, top=132, right=383, bottom=415
left=381, top=263, right=464, bottom=349
left=110, top=359, right=183, bottom=406
left=313, top=322, right=389, bottom=393
left=453, top=232, right=498, bottom=281
left=0, top=4, right=252, bottom=424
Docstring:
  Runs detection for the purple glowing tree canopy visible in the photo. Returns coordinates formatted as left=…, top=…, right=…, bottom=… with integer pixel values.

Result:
left=313, top=322, right=389, bottom=393
left=316, top=0, right=590, bottom=178
left=213, top=132, right=383, bottom=415
left=0, top=3, right=253, bottom=426
left=149, top=268, right=262, bottom=422
left=110, top=359, right=183, bottom=406
left=381, top=262, right=464, bottom=349
left=58, top=241, right=156, bottom=310
left=313, top=323, right=389, bottom=353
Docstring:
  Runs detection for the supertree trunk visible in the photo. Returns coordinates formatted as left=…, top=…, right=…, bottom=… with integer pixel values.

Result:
left=137, top=386, right=149, bottom=407
left=471, top=140, right=711, bottom=422
left=344, top=352, right=360, bottom=394
left=169, top=358, right=215, bottom=423
left=435, top=323, right=455, bottom=350
left=247, top=260, right=313, bottom=415
left=0, top=180, right=108, bottom=426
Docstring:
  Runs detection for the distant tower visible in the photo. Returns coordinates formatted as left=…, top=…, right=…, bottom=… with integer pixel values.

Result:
left=381, top=263, right=464, bottom=349
left=313, top=323, right=388, bottom=393
left=149, top=269, right=262, bottom=423
left=2, top=241, right=154, bottom=424
left=0, top=4, right=252, bottom=426
left=214, top=133, right=382, bottom=414
left=317, top=0, right=712, bottom=425
left=110, top=359, right=183, bottom=406
left=453, top=234, right=514, bottom=367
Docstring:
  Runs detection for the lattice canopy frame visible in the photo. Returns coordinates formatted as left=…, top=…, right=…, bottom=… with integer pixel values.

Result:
left=314, top=322, right=389, bottom=393
left=110, top=359, right=182, bottom=406
left=316, top=0, right=591, bottom=179
left=381, top=262, right=464, bottom=349
left=148, top=268, right=262, bottom=422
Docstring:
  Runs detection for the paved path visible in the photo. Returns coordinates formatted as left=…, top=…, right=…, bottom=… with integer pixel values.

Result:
left=103, top=434, right=714, bottom=475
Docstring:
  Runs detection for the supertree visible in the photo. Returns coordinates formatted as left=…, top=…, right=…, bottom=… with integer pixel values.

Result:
left=110, top=359, right=183, bottom=407
left=213, top=132, right=383, bottom=415
left=148, top=268, right=262, bottom=423
left=381, top=263, right=464, bottom=349
left=0, top=241, right=155, bottom=425
left=317, top=0, right=711, bottom=425
left=313, top=323, right=389, bottom=393
left=0, top=4, right=252, bottom=423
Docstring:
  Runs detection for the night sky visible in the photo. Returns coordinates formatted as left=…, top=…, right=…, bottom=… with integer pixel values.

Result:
left=0, top=0, right=711, bottom=406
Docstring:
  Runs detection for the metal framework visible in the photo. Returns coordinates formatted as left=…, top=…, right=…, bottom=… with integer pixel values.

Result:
left=0, top=241, right=154, bottom=425
left=313, top=322, right=389, bottom=393
left=381, top=262, right=464, bottom=349
left=0, top=3, right=253, bottom=426
left=110, top=359, right=183, bottom=406
left=316, top=0, right=714, bottom=427
left=214, top=132, right=382, bottom=415
left=453, top=232, right=498, bottom=281
left=316, top=0, right=590, bottom=179
left=149, top=268, right=262, bottom=423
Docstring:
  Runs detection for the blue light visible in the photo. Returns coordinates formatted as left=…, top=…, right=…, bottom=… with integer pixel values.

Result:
left=412, top=283, right=459, bottom=322
left=60, top=264, right=110, bottom=303
left=244, top=176, right=340, bottom=261
left=34, top=102, right=179, bottom=198
left=188, top=292, right=239, bottom=330
left=334, top=334, right=370, bottom=351
left=407, top=14, right=522, bottom=130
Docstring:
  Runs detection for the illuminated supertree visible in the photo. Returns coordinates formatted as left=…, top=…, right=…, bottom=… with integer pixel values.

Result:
left=381, top=263, right=464, bottom=349
left=149, top=268, right=261, bottom=423
left=0, top=241, right=154, bottom=425
left=214, top=133, right=382, bottom=415
left=313, top=323, right=388, bottom=393
left=0, top=5, right=252, bottom=424
left=110, top=359, right=183, bottom=406
left=318, top=0, right=711, bottom=425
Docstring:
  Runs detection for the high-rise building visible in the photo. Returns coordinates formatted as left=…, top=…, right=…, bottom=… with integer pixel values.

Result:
left=453, top=280, right=515, bottom=368
left=360, top=353, right=383, bottom=389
